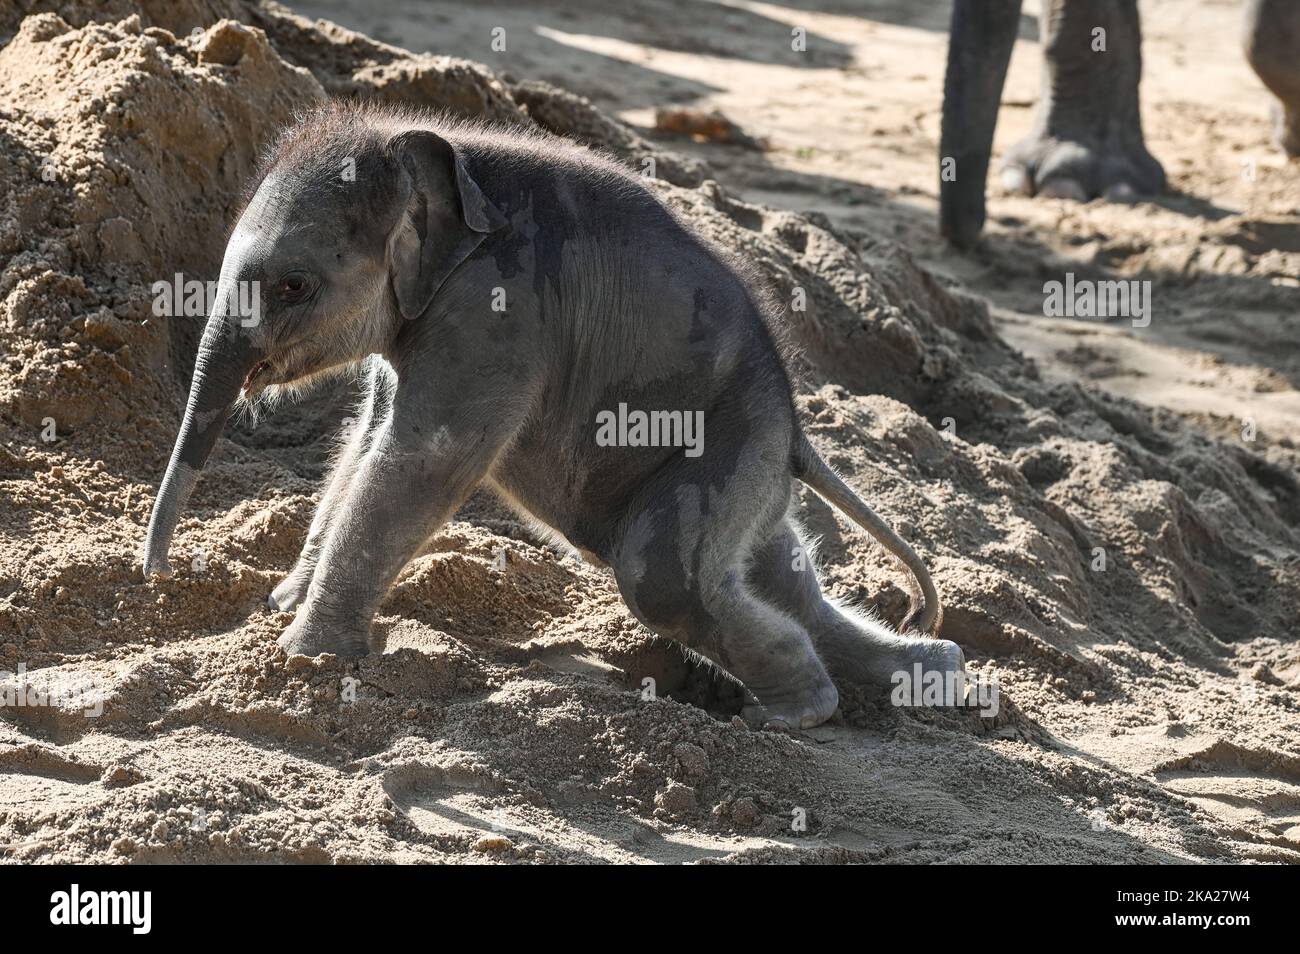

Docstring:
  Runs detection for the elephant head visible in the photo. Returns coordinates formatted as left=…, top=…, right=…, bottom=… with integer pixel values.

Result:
left=141, top=111, right=507, bottom=578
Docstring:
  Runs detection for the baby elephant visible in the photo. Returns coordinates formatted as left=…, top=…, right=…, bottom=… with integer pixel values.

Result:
left=141, top=101, right=962, bottom=730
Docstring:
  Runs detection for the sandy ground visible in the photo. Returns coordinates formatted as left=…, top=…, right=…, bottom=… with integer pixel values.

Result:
left=0, top=0, right=1298, bottom=863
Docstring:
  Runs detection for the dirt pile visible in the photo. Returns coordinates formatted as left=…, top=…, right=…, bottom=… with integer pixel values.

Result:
left=1, top=1, right=1298, bottom=862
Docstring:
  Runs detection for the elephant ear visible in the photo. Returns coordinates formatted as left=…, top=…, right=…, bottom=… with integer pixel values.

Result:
left=386, top=129, right=507, bottom=321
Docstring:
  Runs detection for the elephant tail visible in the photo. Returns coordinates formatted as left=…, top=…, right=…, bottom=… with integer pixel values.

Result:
left=791, top=432, right=942, bottom=636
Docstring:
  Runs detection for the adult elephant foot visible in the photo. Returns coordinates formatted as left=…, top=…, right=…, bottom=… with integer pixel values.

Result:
left=1000, top=133, right=1166, bottom=202
left=1266, top=101, right=1300, bottom=159
left=1000, top=0, right=1165, bottom=202
left=1244, top=0, right=1300, bottom=158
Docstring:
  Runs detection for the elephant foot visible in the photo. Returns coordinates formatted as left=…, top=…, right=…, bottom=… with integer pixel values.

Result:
left=816, top=614, right=968, bottom=706
left=741, top=677, right=839, bottom=732
left=1269, top=99, right=1300, bottom=158
left=277, top=612, right=371, bottom=659
left=268, top=566, right=313, bottom=612
left=873, top=636, right=967, bottom=697
left=865, top=636, right=971, bottom=709
left=901, top=639, right=968, bottom=704
left=996, top=0, right=1163, bottom=205
left=999, top=133, right=1165, bottom=203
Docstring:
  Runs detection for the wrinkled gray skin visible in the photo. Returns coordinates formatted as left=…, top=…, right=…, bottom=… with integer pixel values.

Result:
left=141, top=103, right=963, bottom=731
left=941, top=0, right=1300, bottom=248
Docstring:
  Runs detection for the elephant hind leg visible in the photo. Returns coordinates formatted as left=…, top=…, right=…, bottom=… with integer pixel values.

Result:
left=608, top=450, right=837, bottom=731
left=745, top=519, right=966, bottom=701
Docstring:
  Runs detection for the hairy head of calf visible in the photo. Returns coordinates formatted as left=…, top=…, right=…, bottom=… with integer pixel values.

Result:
left=141, top=101, right=506, bottom=578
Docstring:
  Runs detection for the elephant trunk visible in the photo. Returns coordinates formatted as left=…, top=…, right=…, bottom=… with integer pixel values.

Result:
left=939, top=0, right=1024, bottom=249
left=141, top=311, right=263, bottom=579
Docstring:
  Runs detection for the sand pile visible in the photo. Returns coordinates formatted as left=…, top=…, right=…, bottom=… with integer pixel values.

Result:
left=1, top=1, right=1298, bottom=862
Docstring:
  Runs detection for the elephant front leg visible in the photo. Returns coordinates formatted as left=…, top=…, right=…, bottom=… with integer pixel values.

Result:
left=269, top=416, right=369, bottom=612
left=276, top=422, right=506, bottom=659
left=1002, top=0, right=1165, bottom=202
left=271, top=358, right=392, bottom=612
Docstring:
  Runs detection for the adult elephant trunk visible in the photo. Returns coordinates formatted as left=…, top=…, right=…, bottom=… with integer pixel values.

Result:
left=141, top=308, right=263, bottom=579
left=939, top=0, right=1023, bottom=249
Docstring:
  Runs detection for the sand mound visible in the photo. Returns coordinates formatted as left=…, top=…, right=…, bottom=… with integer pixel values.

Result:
left=2, top=1, right=1298, bottom=863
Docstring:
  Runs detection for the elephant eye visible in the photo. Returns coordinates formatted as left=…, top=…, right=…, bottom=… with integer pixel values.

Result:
left=277, top=272, right=311, bottom=303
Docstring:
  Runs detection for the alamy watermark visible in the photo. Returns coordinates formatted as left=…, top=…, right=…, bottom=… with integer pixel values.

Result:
left=1043, top=272, right=1151, bottom=328
left=0, top=663, right=105, bottom=717
left=595, top=403, right=704, bottom=458
left=151, top=273, right=261, bottom=327
left=50, top=884, right=151, bottom=934
left=891, top=664, right=999, bottom=717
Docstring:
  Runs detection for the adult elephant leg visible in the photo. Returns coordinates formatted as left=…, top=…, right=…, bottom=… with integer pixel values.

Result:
left=1243, top=0, right=1300, bottom=157
left=940, top=0, right=1023, bottom=249
left=1002, top=0, right=1165, bottom=202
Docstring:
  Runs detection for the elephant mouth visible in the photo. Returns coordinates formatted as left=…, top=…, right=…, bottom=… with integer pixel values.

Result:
left=240, top=335, right=355, bottom=402
left=241, top=359, right=274, bottom=398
